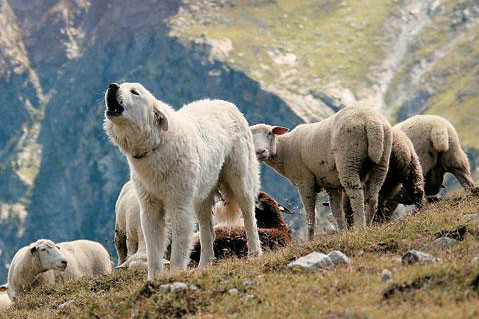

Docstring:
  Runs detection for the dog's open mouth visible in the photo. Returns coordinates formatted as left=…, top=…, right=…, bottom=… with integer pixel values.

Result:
left=106, top=90, right=124, bottom=117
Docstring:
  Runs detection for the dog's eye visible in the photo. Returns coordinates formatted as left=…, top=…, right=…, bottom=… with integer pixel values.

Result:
left=131, top=89, right=140, bottom=96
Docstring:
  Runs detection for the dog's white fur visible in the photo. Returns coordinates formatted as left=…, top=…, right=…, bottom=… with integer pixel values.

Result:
left=104, top=83, right=261, bottom=280
left=251, top=106, right=392, bottom=238
left=0, top=239, right=112, bottom=300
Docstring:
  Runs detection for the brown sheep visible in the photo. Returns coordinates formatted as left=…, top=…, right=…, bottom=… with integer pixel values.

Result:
left=189, top=191, right=291, bottom=264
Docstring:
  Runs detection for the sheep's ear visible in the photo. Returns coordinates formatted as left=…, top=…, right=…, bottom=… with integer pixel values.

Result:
left=272, top=126, right=289, bottom=135
left=0, top=285, right=7, bottom=292
left=30, top=246, right=37, bottom=253
left=255, top=200, right=265, bottom=210
left=279, top=205, right=294, bottom=214
left=153, top=108, right=169, bottom=131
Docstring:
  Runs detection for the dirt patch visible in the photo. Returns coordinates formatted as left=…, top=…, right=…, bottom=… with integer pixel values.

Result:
left=383, top=275, right=444, bottom=300
left=365, top=240, right=400, bottom=253
left=435, top=225, right=468, bottom=241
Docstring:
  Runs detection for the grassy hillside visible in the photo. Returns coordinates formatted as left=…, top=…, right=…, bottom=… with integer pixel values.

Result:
left=170, top=0, right=479, bottom=164
left=5, top=190, right=479, bottom=318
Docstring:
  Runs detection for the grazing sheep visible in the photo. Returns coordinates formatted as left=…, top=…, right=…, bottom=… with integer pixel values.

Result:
left=251, top=106, right=392, bottom=238
left=0, top=292, right=11, bottom=310
left=104, top=82, right=262, bottom=281
left=190, top=191, right=291, bottom=263
left=0, top=239, right=112, bottom=300
left=395, top=115, right=476, bottom=196
left=343, top=127, right=426, bottom=223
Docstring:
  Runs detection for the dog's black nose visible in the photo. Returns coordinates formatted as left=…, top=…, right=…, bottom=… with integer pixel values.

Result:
left=108, top=83, right=120, bottom=91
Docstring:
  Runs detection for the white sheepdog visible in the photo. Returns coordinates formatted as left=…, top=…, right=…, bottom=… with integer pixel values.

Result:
left=104, top=83, right=262, bottom=281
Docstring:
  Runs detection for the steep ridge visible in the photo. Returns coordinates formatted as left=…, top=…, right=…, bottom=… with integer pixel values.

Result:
left=0, top=0, right=302, bottom=280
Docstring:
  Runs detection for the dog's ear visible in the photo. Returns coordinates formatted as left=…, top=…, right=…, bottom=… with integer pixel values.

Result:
left=153, top=107, right=169, bottom=131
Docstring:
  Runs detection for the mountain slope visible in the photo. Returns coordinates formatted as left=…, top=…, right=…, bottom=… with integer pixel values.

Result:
left=5, top=192, right=479, bottom=319
left=0, top=0, right=478, bottom=282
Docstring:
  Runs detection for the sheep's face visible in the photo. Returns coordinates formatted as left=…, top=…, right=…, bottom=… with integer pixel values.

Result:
left=29, top=240, right=68, bottom=272
left=250, top=124, right=289, bottom=161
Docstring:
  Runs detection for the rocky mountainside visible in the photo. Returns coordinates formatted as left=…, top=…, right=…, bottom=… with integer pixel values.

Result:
left=0, top=0, right=478, bottom=280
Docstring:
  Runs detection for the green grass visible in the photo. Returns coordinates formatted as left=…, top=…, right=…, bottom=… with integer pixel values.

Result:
left=171, top=0, right=399, bottom=97
left=5, top=190, right=479, bottom=318
left=386, top=0, right=479, bottom=149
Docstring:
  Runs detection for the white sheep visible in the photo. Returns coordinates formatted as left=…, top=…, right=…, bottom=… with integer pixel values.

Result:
left=250, top=106, right=392, bottom=238
left=114, top=180, right=147, bottom=269
left=0, top=239, right=112, bottom=300
left=0, top=292, right=11, bottom=310
left=114, top=180, right=170, bottom=270
left=104, top=82, right=262, bottom=281
left=342, top=127, right=426, bottom=223
left=395, top=115, right=476, bottom=196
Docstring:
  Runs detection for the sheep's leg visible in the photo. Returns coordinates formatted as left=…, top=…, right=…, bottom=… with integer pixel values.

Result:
left=364, top=164, right=388, bottom=225
left=298, top=185, right=317, bottom=239
left=139, top=198, right=167, bottom=282
left=169, top=202, right=195, bottom=271
left=338, top=165, right=365, bottom=227
left=126, top=235, right=139, bottom=259
left=424, top=167, right=444, bottom=196
left=114, top=229, right=127, bottom=266
left=450, top=168, right=476, bottom=190
left=327, top=189, right=347, bottom=230
left=341, top=192, right=354, bottom=228
left=197, top=195, right=216, bottom=268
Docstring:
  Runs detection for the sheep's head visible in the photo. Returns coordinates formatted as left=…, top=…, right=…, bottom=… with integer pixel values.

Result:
left=104, top=82, right=169, bottom=156
left=255, top=191, right=288, bottom=229
left=250, top=124, right=289, bottom=161
left=28, top=239, right=67, bottom=272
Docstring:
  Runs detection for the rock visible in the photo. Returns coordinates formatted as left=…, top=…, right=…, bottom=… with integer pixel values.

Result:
left=381, top=269, right=393, bottom=283
left=241, top=294, right=255, bottom=301
left=170, top=282, right=190, bottom=292
left=401, top=250, right=440, bottom=265
left=422, top=236, right=457, bottom=250
left=58, top=300, right=74, bottom=309
left=287, top=252, right=334, bottom=271
left=228, top=288, right=239, bottom=295
left=464, top=213, right=479, bottom=222
left=243, top=280, right=256, bottom=287
left=160, top=282, right=198, bottom=293
left=327, top=250, right=351, bottom=265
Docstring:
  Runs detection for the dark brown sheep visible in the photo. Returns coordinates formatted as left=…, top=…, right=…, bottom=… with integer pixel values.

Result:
left=190, top=191, right=292, bottom=264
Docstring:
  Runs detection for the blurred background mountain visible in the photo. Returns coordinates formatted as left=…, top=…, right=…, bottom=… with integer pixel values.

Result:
left=0, top=0, right=477, bottom=280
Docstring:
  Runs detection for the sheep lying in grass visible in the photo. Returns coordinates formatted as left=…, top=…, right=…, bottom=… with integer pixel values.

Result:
left=190, top=191, right=292, bottom=263
left=395, top=115, right=476, bottom=197
left=114, top=180, right=149, bottom=269
left=115, top=180, right=176, bottom=269
left=0, top=292, right=11, bottom=310
left=251, top=106, right=392, bottom=238
left=0, top=239, right=112, bottom=300
left=104, top=82, right=261, bottom=281
left=343, top=127, right=426, bottom=223
left=114, top=181, right=238, bottom=269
